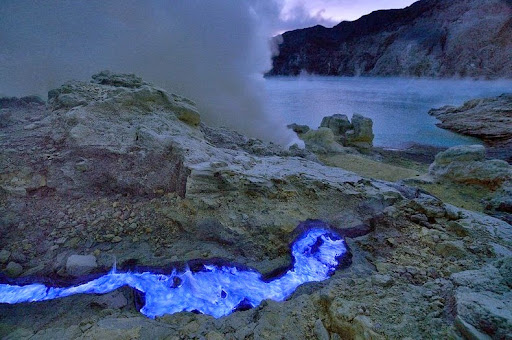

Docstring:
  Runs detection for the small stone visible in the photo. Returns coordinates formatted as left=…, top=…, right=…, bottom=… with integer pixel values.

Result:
left=372, top=274, right=394, bottom=288
left=435, top=241, right=467, bottom=259
left=104, top=234, right=115, bottom=240
left=446, top=221, right=470, bottom=237
left=55, top=237, right=67, bottom=245
left=5, top=262, right=23, bottom=277
left=122, top=211, right=130, bottom=220
left=112, top=202, right=119, bottom=208
left=66, top=254, right=98, bottom=277
left=22, top=264, right=45, bottom=277
left=79, top=323, right=93, bottom=332
left=111, top=236, right=122, bottom=243
left=410, top=213, right=429, bottom=224
left=206, top=331, right=225, bottom=340
left=386, top=238, right=396, bottom=246
left=313, top=319, right=330, bottom=340
left=128, top=223, right=138, bottom=230
left=287, top=123, right=311, bottom=134
left=10, top=252, right=26, bottom=263
left=444, top=204, right=461, bottom=220
left=66, top=237, right=80, bottom=248
left=0, top=249, right=11, bottom=263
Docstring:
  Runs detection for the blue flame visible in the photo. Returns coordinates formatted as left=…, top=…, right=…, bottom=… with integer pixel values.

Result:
left=0, top=228, right=348, bottom=318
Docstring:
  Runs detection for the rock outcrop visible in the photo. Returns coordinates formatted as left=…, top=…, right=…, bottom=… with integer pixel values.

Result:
left=269, top=0, right=512, bottom=78
left=453, top=259, right=512, bottom=339
left=428, top=144, right=512, bottom=223
left=300, top=128, right=345, bottom=154
left=0, top=96, right=44, bottom=109
left=286, top=123, right=310, bottom=134
left=429, top=145, right=511, bottom=189
left=1, top=72, right=511, bottom=339
left=321, top=113, right=374, bottom=149
left=429, top=93, right=512, bottom=162
left=343, top=114, right=374, bottom=148
left=289, top=113, right=375, bottom=152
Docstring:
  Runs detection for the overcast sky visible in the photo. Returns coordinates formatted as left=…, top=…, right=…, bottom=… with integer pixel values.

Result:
left=278, top=0, right=417, bottom=31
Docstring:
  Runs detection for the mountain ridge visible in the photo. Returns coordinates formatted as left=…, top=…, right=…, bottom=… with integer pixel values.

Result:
left=269, top=0, right=512, bottom=78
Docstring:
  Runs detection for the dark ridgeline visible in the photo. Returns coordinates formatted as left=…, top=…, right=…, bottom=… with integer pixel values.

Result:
left=269, top=0, right=512, bottom=78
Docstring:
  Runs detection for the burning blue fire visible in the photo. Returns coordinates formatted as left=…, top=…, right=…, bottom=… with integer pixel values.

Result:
left=0, top=227, right=348, bottom=318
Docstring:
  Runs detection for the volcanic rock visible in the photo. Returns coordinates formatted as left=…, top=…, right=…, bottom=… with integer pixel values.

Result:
left=345, top=114, right=374, bottom=148
left=293, top=113, right=374, bottom=152
left=300, top=128, right=345, bottom=153
left=453, top=260, right=512, bottom=339
left=5, top=262, right=23, bottom=278
left=0, top=250, right=10, bottom=264
left=66, top=255, right=98, bottom=277
left=287, top=123, right=311, bottom=135
left=269, top=0, right=512, bottom=78
left=320, top=114, right=352, bottom=136
left=1, top=72, right=512, bottom=339
left=429, top=93, right=512, bottom=162
left=429, top=145, right=511, bottom=189
left=429, top=94, right=512, bottom=141
left=0, top=96, right=45, bottom=109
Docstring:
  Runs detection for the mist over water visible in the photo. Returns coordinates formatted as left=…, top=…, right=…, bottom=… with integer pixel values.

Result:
left=0, top=0, right=304, bottom=144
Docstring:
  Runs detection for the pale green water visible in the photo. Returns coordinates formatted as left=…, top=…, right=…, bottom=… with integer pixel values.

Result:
left=264, top=77, right=512, bottom=149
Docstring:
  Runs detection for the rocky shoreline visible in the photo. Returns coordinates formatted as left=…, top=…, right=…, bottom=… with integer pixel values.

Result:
left=429, top=93, right=512, bottom=163
left=1, top=72, right=511, bottom=339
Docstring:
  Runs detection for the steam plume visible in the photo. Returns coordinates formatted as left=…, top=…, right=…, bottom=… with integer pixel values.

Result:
left=0, top=0, right=313, bottom=144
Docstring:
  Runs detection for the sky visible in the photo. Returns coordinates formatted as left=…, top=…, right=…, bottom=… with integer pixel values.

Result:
left=278, top=0, right=417, bottom=32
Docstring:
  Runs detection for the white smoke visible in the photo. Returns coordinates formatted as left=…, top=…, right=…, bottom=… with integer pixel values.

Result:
left=0, top=0, right=329, bottom=144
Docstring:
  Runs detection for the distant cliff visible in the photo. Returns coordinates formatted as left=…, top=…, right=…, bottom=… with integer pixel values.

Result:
left=269, top=0, right=512, bottom=78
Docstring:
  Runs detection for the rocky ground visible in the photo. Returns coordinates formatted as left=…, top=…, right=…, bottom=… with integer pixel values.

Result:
left=429, top=93, right=512, bottom=163
left=0, top=72, right=511, bottom=339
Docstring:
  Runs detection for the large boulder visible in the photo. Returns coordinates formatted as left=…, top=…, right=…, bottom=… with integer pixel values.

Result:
left=432, top=144, right=486, bottom=164
left=5, top=262, right=23, bottom=278
left=452, top=260, right=512, bottom=339
left=41, top=72, right=204, bottom=197
left=320, top=114, right=352, bottom=136
left=300, top=128, right=345, bottom=154
left=429, top=145, right=511, bottom=189
left=429, top=93, right=512, bottom=162
left=66, top=255, right=98, bottom=277
left=429, top=94, right=512, bottom=141
left=345, top=114, right=374, bottom=148
left=317, top=113, right=374, bottom=149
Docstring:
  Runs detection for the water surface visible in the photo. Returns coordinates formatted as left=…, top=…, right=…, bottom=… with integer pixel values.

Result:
left=264, top=77, right=512, bottom=148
